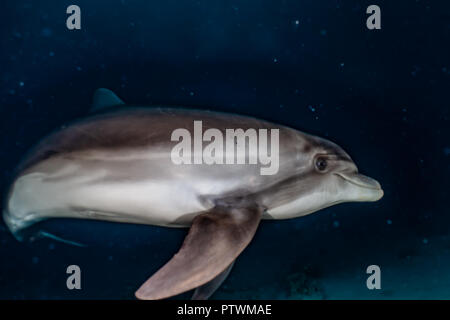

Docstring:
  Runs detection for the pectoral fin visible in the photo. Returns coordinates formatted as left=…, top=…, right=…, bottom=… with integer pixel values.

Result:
left=135, top=204, right=262, bottom=300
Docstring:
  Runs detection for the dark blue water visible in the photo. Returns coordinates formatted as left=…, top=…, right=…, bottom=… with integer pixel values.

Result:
left=0, top=0, right=449, bottom=299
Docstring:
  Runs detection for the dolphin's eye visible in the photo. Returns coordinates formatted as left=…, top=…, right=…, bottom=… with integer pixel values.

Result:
left=315, top=157, right=328, bottom=172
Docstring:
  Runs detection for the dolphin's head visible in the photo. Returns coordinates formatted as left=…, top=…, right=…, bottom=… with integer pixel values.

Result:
left=308, top=134, right=383, bottom=202
left=268, top=132, right=383, bottom=219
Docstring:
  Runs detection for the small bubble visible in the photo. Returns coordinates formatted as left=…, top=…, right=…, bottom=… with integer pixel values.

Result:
left=443, top=147, right=450, bottom=156
left=41, top=27, right=53, bottom=37
left=19, top=81, right=24, bottom=87
left=49, top=51, right=55, bottom=57
left=387, top=219, right=392, bottom=225
left=423, top=238, right=428, bottom=244
left=333, top=221, right=340, bottom=228
left=273, top=58, right=278, bottom=63
left=189, top=91, right=194, bottom=96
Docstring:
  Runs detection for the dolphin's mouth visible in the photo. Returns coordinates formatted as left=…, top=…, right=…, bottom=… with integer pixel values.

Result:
left=335, top=172, right=382, bottom=191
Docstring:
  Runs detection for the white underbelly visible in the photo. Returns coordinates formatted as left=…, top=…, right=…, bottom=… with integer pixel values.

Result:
left=71, top=180, right=210, bottom=225
left=7, top=154, right=265, bottom=230
left=7, top=170, right=214, bottom=229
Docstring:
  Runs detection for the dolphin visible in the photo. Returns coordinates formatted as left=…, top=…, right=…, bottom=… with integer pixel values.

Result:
left=2, top=88, right=383, bottom=300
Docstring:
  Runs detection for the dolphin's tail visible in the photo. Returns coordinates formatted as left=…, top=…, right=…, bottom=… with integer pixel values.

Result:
left=2, top=209, right=42, bottom=242
left=34, top=230, right=85, bottom=247
left=2, top=209, right=84, bottom=247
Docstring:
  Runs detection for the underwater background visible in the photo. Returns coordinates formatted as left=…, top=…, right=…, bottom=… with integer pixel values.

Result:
left=0, top=0, right=449, bottom=299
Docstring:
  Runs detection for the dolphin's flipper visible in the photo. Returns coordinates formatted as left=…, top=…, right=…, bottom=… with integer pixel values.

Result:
left=191, top=261, right=235, bottom=300
left=91, top=88, right=124, bottom=113
left=135, top=204, right=262, bottom=300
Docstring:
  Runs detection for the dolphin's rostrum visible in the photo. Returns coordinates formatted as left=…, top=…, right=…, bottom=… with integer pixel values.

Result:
left=3, top=89, right=383, bottom=299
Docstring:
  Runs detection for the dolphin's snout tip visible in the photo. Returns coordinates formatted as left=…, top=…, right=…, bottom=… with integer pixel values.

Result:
left=371, top=187, right=384, bottom=202
left=361, top=185, right=384, bottom=202
left=336, top=172, right=384, bottom=202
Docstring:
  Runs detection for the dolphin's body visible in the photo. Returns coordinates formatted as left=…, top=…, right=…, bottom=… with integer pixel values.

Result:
left=3, top=89, right=383, bottom=300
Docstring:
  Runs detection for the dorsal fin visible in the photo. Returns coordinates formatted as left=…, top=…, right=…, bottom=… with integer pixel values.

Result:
left=91, top=88, right=125, bottom=113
